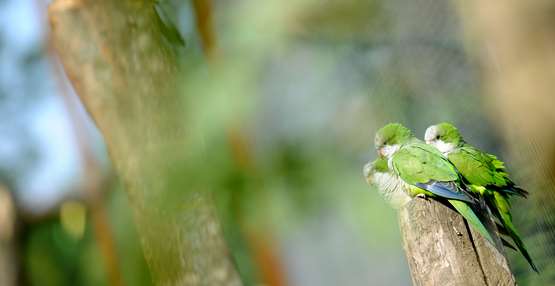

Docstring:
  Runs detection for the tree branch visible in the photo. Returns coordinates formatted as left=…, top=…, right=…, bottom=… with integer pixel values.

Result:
left=0, top=187, right=17, bottom=286
left=399, top=198, right=515, bottom=286
left=48, top=0, right=242, bottom=285
left=192, top=0, right=217, bottom=60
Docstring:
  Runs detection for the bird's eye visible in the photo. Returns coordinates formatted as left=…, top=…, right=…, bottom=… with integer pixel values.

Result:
left=435, top=135, right=440, bottom=139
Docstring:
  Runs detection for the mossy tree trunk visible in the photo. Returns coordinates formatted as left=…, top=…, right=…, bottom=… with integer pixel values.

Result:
left=48, top=1, right=242, bottom=285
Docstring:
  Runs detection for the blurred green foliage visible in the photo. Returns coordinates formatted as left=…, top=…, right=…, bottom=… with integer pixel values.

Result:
left=2, top=0, right=554, bottom=285
left=22, top=188, right=152, bottom=286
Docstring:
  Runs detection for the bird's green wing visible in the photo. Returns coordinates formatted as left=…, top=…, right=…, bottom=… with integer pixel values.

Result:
left=392, top=143, right=472, bottom=202
left=449, top=146, right=528, bottom=197
left=447, top=146, right=507, bottom=187
left=486, top=153, right=529, bottom=197
left=392, top=142, right=459, bottom=184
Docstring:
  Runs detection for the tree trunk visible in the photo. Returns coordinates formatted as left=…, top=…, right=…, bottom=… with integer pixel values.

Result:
left=48, top=1, right=242, bottom=285
left=399, top=198, right=515, bottom=286
left=456, top=0, right=555, bottom=278
left=0, top=187, right=17, bottom=286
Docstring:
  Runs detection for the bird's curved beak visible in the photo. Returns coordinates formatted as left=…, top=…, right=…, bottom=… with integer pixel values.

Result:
left=378, top=147, right=386, bottom=157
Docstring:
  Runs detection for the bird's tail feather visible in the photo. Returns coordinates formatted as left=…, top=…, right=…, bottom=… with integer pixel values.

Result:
left=491, top=194, right=539, bottom=273
left=501, top=237, right=517, bottom=251
left=510, top=185, right=529, bottom=198
left=501, top=185, right=529, bottom=198
left=470, top=198, right=506, bottom=253
left=448, top=200, right=498, bottom=249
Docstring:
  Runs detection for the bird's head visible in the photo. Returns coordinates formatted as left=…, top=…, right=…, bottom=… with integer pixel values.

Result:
left=374, top=123, right=412, bottom=158
left=363, top=157, right=389, bottom=184
left=424, top=122, right=463, bottom=154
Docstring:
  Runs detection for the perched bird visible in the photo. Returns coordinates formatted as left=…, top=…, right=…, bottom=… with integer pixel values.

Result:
left=363, top=157, right=411, bottom=209
left=364, top=123, right=496, bottom=246
left=424, top=122, right=538, bottom=272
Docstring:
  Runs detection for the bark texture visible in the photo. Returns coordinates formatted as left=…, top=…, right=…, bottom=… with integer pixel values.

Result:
left=0, top=187, right=17, bottom=286
left=48, top=1, right=241, bottom=285
left=399, top=198, right=515, bottom=286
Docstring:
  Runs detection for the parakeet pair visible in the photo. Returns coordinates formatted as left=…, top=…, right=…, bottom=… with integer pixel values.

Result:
left=364, top=123, right=537, bottom=272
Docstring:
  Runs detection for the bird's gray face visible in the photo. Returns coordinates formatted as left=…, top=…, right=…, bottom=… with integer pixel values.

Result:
left=380, top=144, right=400, bottom=158
left=375, top=136, right=401, bottom=158
left=424, top=126, right=456, bottom=154
left=424, top=125, right=439, bottom=144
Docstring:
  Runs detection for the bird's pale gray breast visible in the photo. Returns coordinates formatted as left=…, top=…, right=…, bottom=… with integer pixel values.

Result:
left=373, top=172, right=412, bottom=209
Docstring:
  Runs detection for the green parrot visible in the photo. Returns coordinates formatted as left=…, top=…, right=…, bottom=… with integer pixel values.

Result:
left=363, top=157, right=412, bottom=209
left=424, top=122, right=538, bottom=272
left=365, top=123, right=497, bottom=247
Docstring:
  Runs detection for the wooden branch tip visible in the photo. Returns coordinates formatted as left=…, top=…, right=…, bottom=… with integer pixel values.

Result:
left=399, top=198, right=515, bottom=286
left=49, top=0, right=82, bottom=13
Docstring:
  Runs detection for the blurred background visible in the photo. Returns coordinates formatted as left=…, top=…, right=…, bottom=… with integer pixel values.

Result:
left=1, top=0, right=554, bottom=285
